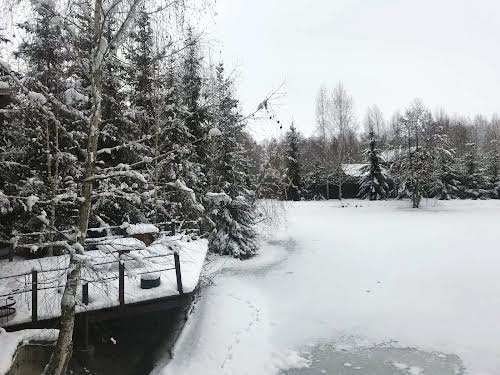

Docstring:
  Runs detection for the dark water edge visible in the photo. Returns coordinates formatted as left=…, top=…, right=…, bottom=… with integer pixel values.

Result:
left=69, top=307, right=187, bottom=375
left=281, top=343, right=466, bottom=375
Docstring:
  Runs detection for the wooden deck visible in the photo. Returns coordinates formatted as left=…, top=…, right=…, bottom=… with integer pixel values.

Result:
left=0, top=236, right=208, bottom=331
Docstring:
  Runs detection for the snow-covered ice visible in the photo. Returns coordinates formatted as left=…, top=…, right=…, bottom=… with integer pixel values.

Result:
left=154, top=199, right=500, bottom=375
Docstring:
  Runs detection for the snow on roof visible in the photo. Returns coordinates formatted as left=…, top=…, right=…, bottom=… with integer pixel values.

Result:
left=341, top=163, right=368, bottom=177
left=126, top=223, right=160, bottom=235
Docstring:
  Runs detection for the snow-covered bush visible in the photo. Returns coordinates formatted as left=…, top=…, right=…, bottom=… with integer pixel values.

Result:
left=208, top=196, right=258, bottom=260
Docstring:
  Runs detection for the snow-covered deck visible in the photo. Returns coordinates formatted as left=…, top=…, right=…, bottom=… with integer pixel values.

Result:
left=0, top=235, right=208, bottom=328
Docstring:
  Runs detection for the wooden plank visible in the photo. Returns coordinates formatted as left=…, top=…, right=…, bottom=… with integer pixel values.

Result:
left=4, top=293, right=193, bottom=330
left=87, top=293, right=193, bottom=322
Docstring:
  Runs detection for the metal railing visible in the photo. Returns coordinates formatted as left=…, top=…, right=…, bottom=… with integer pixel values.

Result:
left=0, top=227, right=184, bottom=323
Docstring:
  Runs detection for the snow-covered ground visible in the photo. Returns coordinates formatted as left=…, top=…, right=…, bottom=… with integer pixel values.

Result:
left=153, top=199, right=500, bottom=375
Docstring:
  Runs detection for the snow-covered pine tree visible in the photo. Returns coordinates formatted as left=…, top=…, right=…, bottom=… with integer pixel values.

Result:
left=206, top=62, right=257, bottom=259
left=181, top=28, right=208, bottom=166
left=1, top=0, right=170, bottom=370
left=484, top=138, right=500, bottom=198
left=126, top=9, right=155, bottom=137
left=428, top=132, right=461, bottom=200
left=302, top=160, right=327, bottom=200
left=260, top=139, right=287, bottom=199
left=90, top=8, right=155, bottom=227
left=460, top=139, right=487, bottom=199
left=2, top=3, right=78, bottom=256
left=358, top=131, right=389, bottom=200
left=285, top=123, right=302, bottom=201
left=165, top=28, right=209, bottom=219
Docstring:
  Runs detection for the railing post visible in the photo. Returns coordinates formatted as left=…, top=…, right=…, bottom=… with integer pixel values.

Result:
left=31, top=270, right=38, bottom=322
left=82, top=283, right=89, bottom=305
left=82, top=283, right=89, bottom=349
left=118, top=252, right=125, bottom=306
left=174, top=251, right=183, bottom=295
left=170, top=221, right=176, bottom=236
left=8, top=243, right=13, bottom=262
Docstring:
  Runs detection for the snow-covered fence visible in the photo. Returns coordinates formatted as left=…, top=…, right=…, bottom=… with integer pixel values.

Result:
left=8, top=219, right=201, bottom=258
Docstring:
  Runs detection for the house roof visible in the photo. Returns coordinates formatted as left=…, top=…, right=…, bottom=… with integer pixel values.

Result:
left=341, top=163, right=367, bottom=177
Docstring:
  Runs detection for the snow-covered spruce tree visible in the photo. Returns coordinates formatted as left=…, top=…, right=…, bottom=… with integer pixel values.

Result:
left=285, top=123, right=302, bottom=201
left=260, top=138, right=287, bottom=199
left=152, top=54, right=194, bottom=222
left=460, top=140, right=487, bottom=199
left=428, top=132, right=461, bottom=200
left=3, top=3, right=78, bottom=256
left=90, top=8, right=155, bottom=227
left=1, top=0, right=167, bottom=371
left=358, top=131, right=389, bottom=200
left=303, top=160, right=327, bottom=200
left=483, top=138, right=500, bottom=198
left=181, top=28, right=208, bottom=167
left=206, top=62, right=257, bottom=259
left=126, top=8, right=155, bottom=136
left=207, top=195, right=257, bottom=259
left=167, top=28, right=209, bottom=219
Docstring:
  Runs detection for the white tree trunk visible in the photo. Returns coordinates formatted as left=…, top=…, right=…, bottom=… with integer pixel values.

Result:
left=42, top=0, right=103, bottom=372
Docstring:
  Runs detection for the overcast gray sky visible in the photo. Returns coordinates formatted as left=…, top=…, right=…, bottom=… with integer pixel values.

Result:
left=208, top=0, right=500, bottom=141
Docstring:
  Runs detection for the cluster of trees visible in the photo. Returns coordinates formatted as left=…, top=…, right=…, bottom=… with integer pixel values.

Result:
left=0, top=0, right=265, bottom=259
left=255, top=84, right=500, bottom=208
left=0, top=0, right=269, bottom=371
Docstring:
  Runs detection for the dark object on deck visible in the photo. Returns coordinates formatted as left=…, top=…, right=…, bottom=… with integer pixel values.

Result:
left=31, top=270, right=38, bottom=322
left=75, top=344, right=95, bottom=366
left=140, top=274, right=161, bottom=289
left=0, top=296, right=16, bottom=322
left=131, top=233, right=155, bottom=246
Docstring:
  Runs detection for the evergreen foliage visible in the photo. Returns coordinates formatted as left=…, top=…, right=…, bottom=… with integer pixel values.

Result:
left=358, top=131, right=389, bottom=200
left=206, top=63, right=258, bottom=259
left=285, top=123, right=302, bottom=201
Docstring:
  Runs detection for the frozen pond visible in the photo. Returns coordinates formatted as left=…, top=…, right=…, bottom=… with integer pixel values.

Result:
left=155, top=200, right=500, bottom=375
left=282, top=344, right=465, bottom=375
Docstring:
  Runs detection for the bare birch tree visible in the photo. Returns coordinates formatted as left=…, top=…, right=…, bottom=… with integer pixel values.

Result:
left=315, top=84, right=333, bottom=198
left=330, top=82, right=356, bottom=199
left=363, top=105, right=386, bottom=143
